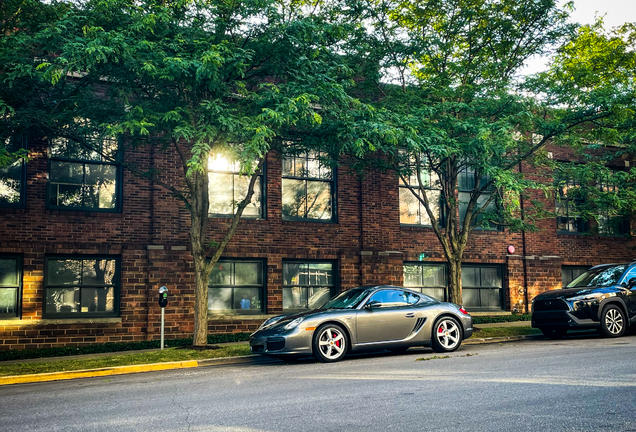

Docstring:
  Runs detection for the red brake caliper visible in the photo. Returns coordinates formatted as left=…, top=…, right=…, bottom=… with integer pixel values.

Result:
left=438, top=326, right=444, bottom=333
left=333, top=331, right=340, bottom=347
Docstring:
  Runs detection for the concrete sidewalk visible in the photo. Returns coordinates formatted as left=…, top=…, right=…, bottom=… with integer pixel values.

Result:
left=0, top=321, right=537, bottom=386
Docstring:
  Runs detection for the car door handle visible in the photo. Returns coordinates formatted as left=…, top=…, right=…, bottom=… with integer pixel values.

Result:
left=405, top=313, right=415, bottom=318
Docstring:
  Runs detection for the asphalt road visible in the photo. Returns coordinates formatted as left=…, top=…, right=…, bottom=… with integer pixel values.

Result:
left=2, top=333, right=636, bottom=432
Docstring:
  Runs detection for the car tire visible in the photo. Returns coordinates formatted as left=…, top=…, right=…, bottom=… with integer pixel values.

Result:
left=599, top=304, right=626, bottom=338
left=313, top=323, right=348, bottom=363
left=431, top=316, right=462, bottom=353
left=540, top=328, right=567, bottom=339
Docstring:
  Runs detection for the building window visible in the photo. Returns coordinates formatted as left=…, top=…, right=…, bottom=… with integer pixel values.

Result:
left=207, top=154, right=263, bottom=218
left=561, top=266, right=588, bottom=288
left=399, top=159, right=442, bottom=226
left=0, top=256, right=21, bottom=319
left=282, top=152, right=334, bottom=221
left=596, top=181, right=629, bottom=235
left=0, top=136, right=26, bottom=208
left=403, top=263, right=446, bottom=301
left=283, top=261, right=334, bottom=312
left=44, top=257, right=119, bottom=318
left=48, top=134, right=121, bottom=211
left=461, top=265, right=503, bottom=310
left=458, top=166, right=500, bottom=230
left=208, top=260, right=264, bottom=314
left=555, top=178, right=586, bottom=233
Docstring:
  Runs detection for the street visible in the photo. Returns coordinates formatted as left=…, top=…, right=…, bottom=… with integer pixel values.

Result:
left=1, top=333, right=635, bottom=432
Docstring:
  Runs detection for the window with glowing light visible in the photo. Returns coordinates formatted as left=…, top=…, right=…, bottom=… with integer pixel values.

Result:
left=0, top=135, right=26, bottom=208
left=208, top=154, right=263, bottom=218
left=282, top=152, right=334, bottom=221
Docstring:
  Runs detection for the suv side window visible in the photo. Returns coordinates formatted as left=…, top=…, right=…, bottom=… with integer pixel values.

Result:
left=368, top=290, right=410, bottom=307
left=621, top=267, right=636, bottom=286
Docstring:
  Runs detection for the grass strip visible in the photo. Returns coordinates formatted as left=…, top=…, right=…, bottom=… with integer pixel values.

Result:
left=0, top=344, right=252, bottom=377
left=469, top=326, right=541, bottom=338
left=472, top=314, right=531, bottom=324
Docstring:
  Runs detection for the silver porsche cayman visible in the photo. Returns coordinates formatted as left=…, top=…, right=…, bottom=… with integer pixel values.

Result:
left=250, top=285, right=473, bottom=362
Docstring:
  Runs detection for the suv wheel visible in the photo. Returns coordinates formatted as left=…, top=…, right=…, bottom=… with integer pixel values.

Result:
left=599, top=304, right=626, bottom=338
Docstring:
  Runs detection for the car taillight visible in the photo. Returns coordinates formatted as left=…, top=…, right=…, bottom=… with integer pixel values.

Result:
left=459, top=307, right=469, bottom=315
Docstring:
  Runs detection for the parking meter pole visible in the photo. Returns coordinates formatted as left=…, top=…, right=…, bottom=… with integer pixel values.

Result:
left=158, top=286, right=168, bottom=351
left=160, top=307, right=165, bottom=350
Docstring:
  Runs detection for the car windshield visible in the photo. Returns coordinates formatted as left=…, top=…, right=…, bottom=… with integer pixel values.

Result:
left=319, top=288, right=375, bottom=309
left=567, top=265, right=628, bottom=288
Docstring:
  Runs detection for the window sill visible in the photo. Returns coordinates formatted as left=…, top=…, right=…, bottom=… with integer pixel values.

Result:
left=0, top=317, right=122, bottom=326
left=46, top=209, right=123, bottom=217
left=208, top=314, right=276, bottom=320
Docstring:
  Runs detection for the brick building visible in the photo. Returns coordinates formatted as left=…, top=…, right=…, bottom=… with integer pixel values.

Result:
left=0, top=136, right=634, bottom=351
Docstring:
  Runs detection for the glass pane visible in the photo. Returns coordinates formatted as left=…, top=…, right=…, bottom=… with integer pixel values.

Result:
left=208, top=153, right=237, bottom=172
left=0, top=259, right=18, bottom=286
left=399, top=187, right=419, bottom=225
left=283, top=263, right=306, bottom=286
left=421, top=287, right=445, bottom=301
left=421, top=189, right=440, bottom=226
left=480, top=267, right=501, bottom=287
left=54, top=184, right=84, bottom=207
left=282, top=178, right=305, bottom=218
left=48, top=259, right=82, bottom=285
left=83, top=185, right=99, bottom=209
left=234, top=262, right=262, bottom=286
left=50, top=161, right=83, bottom=184
left=234, top=175, right=261, bottom=217
left=282, top=156, right=294, bottom=177
left=406, top=292, right=421, bottom=304
left=294, top=155, right=307, bottom=177
left=422, top=265, right=445, bottom=287
left=463, top=288, right=480, bottom=308
left=68, top=140, right=87, bottom=159
left=82, top=260, right=116, bottom=285
left=46, top=287, right=80, bottom=314
left=233, top=287, right=261, bottom=310
left=50, top=137, right=67, bottom=157
left=210, top=262, right=233, bottom=286
left=0, top=160, right=22, bottom=204
left=369, top=289, right=408, bottom=305
left=98, top=172, right=117, bottom=209
left=458, top=191, right=470, bottom=226
left=306, top=181, right=332, bottom=220
left=102, top=138, right=119, bottom=158
left=0, top=288, right=17, bottom=314
left=308, top=263, right=333, bottom=286
left=480, top=288, right=501, bottom=308
left=307, top=287, right=331, bottom=309
left=403, top=265, right=422, bottom=287
left=461, top=267, right=479, bottom=288
left=307, top=156, right=321, bottom=179
left=283, top=287, right=307, bottom=310
left=80, top=287, right=114, bottom=312
left=208, top=287, right=232, bottom=310
left=208, top=172, right=234, bottom=215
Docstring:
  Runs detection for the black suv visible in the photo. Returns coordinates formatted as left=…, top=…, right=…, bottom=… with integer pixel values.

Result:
left=532, top=263, right=636, bottom=339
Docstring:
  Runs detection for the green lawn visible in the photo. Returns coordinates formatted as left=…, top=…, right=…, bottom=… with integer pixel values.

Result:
left=0, top=344, right=252, bottom=377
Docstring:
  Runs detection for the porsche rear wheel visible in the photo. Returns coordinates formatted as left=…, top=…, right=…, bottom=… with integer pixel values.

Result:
left=431, top=316, right=462, bottom=353
left=313, top=324, right=348, bottom=363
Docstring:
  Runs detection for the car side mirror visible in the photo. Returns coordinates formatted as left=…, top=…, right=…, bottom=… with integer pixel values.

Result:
left=628, top=278, right=636, bottom=289
left=364, top=300, right=381, bottom=310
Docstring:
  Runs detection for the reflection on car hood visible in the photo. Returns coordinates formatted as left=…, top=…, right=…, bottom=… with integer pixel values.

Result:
left=266, top=308, right=341, bottom=328
left=534, top=286, right=614, bottom=301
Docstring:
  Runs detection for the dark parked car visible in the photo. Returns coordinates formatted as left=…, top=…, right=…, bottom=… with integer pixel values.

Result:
left=250, top=285, right=473, bottom=362
left=532, top=263, right=636, bottom=339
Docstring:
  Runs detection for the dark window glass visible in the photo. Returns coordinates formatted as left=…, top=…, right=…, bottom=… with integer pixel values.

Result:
left=48, top=135, right=120, bottom=211
left=555, top=178, right=586, bottom=233
left=44, top=257, right=119, bottom=317
left=0, top=257, right=21, bottom=318
left=282, top=152, right=334, bottom=221
left=461, top=265, right=503, bottom=310
left=403, top=263, right=446, bottom=301
left=561, top=266, right=588, bottom=288
left=367, top=289, right=410, bottom=307
left=458, top=166, right=500, bottom=230
left=567, top=265, right=628, bottom=288
left=0, top=136, right=26, bottom=207
left=282, top=262, right=334, bottom=312
left=207, top=154, right=263, bottom=218
left=209, top=260, right=264, bottom=313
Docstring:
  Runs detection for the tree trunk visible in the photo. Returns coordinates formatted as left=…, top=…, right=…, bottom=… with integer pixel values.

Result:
left=447, top=258, right=463, bottom=306
left=190, top=170, right=211, bottom=347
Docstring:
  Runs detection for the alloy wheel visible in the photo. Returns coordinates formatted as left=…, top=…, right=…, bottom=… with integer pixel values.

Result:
left=604, top=308, right=624, bottom=335
left=316, top=326, right=346, bottom=361
left=435, top=318, right=461, bottom=351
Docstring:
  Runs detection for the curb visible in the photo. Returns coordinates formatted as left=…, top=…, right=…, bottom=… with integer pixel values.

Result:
left=0, top=335, right=543, bottom=386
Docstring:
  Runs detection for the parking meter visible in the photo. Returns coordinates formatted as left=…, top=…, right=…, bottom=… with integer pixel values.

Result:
left=158, top=286, right=168, bottom=349
left=159, top=286, right=168, bottom=308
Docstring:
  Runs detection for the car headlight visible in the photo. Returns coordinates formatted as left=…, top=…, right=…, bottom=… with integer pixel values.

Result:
left=284, top=317, right=304, bottom=330
left=259, top=316, right=284, bottom=330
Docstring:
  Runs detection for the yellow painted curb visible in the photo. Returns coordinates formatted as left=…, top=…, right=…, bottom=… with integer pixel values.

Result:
left=0, top=360, right=199, bottom=386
